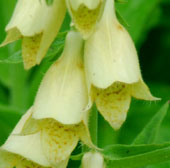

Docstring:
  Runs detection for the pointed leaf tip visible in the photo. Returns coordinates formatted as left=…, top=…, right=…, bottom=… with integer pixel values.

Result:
left=133, top=102, right=169, bottom=145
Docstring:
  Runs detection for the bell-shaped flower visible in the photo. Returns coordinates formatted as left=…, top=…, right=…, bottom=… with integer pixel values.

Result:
left=0, top=107, right=94, bottom=168
left=84, top=0, right=158, bottom=130
left=82, top=151, right=105, bottom=168
left=19, top=31, right=94, bottom=166
left=0, top=31, right=95, bottom=167
left=32, top=30, right=88, bottom=125
left=1, top=0, right=66, bottom=69
left=21, top=111, right=94, bottom=168
left=66, top=0, right=104, bottom=39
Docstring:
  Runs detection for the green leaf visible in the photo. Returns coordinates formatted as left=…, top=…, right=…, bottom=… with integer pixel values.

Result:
left=98, top=113, right=118, bottom=148
left=103, top=143, right=170, bottom=159
left=116, top=0, right=161, bottom=46
left=0, top=104, right=22, bottom=145
left=71, top=153, right=84, bottom=161
left=46, top=31, right=66, bottom=62
left=0, top=50, right=22, bottom=64
left=133, top=102, right=169, bottom=145
left=0, top=0, right=18, bottom=87
left=89, top=104, right=98, bottom=146
left=103, top=143, right=170, bottom=168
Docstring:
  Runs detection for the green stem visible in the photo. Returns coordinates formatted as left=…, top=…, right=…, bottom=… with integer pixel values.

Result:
left=90, top=104, right=98, bottom=146
left=82, top=104, right=98, bottom=153
left=98, top=116, right=119, bottom=148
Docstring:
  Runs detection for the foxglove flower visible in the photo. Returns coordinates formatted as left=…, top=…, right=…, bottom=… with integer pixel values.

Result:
left=21, top=31, right=94, bottom=166
left=1, top=0, right=66, bottom=69
left=84, top=0, right=158, bottom=130
left=66, top=0, right=104, bottom=39
left=82, top=152, right=105, bottom=168
left=21, top=112, right=93, bottom=168
left=0, top=31, right=95, bottom=167
left=0, top=107, right=93, bottom=168
left=32, top=31, right=88, bottom=125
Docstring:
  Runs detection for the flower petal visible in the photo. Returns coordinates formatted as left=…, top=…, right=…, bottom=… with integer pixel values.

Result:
left=22, top=34, right=42, bottom=69
left=69, top=0, right=101, bottom=10
left=21, top=117, right=94, bottom=167
left=33, top=31, right=88, bottom=124
left=0, top=28, right=21, bottom=47
left=12, top=107, right=33, bottom=135
left=66, top=0, right=104, bottom=39
left=76, top=121, right=95, bottom=149
left=41, top=119, right=79, bottom=166
left=92, top=83, right=131, bottom=130
left=1, top=108, right=50, bottom=167
left=128, top=79, right=160, bottom=101
left=20, top=117, right=41, bottom=136
left=1, top=133, right=50, bottom=167
left=0, top=149, right=47, bottom=168
left=85, top=0, right=141, bottom=89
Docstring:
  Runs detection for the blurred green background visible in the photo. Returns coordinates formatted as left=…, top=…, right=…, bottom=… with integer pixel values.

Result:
left=0, top=0, right=169, bottom=167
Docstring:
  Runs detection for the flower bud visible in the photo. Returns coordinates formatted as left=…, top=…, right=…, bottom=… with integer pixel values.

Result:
left=1, top=0, right=66, bottom=69
left=82, top=152, right=105, bottom=168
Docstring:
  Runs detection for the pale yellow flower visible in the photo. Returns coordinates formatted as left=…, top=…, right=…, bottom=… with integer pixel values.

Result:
left=82, top=152, right=105, bottom=168
left=32, top=31, right=88, bottom=125
left=21, top=111, right=93, bottom=168
left=84, top=0, right=158, bottom=130
left=0, top=31, right=96, bottom=167
left=0, top=31, right=95, bottom=167
left=0, top=107, right=93, bottom=168
left=1, top=0, right=66, bottom=69
left=66, top=0, right=105, bottom=39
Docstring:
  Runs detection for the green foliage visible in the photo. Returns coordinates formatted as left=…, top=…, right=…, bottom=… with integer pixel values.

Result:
left=0, top=104, right=21, bottom=145
left=116, top=0, right=161, bottom=47
left=102, top=102, right=169, bottom=168
left=104, top=143, right=170, bottom=168
left=133, top=102, right=169, bottom=144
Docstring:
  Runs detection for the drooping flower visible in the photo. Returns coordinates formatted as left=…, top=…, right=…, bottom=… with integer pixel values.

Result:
left=1, top=0, right=66, bottom=69
left=32, top=31, right=88, bottom=125
left=20, top=111, right=93, bottom=168
left=0, top=31, right=96, bottom=167
left=31, top=30, right=96, bottom=164
left=0, top=107, right=93, bottom=168
left=21, top=31, right=94, bottom=166
left=66, top=0, right=105, bottom=39
left=84, top=0, right=158, bottom=130
left=82, top=151, right=105, bottom=168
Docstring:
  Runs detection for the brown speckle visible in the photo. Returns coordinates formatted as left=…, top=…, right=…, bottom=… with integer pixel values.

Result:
left=117, top=24, right=123, bottom=31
